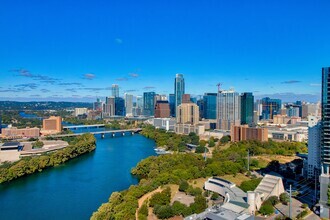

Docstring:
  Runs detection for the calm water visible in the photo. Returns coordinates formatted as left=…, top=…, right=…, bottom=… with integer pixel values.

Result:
left=0, top=131, right=156, bottom=220
left=19, top=111, right=43, bottom=120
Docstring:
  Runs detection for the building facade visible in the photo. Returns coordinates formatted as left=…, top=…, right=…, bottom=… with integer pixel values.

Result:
left=216, top=89, right=241, bottom=130
left=111, top=84, right=119, bottom=98
left=154, top=101, right=170, bottom=118
left=307, top=116, right=321, bottom=179
left=231, top=125, right=268, bottom=142
left=104, top=97, right=115, bottom=117
left=169, top=94, right=175, bottom=117
left=42, top=116, right=62, bottom=133
left=115, top=97, right=125, bottom=116
left=203, top=93, right=217, bottom=119
left=174, top=74, right=185, bottom=116
left=124, top=93, right=134, bottom=116
left=241, top=92, right=254, bottom=125
left=1, top=127, right=40, bottom=138
left=74, top=108, right=88, bottom=117
left=176, top=103, right=199, bottom=125
left=143, top=92, right=156, bottom=116
left=261, top=97, right=281, bottom=120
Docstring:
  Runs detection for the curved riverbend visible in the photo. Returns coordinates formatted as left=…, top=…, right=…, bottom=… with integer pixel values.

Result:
left=0, top=134, right=156, bottom=220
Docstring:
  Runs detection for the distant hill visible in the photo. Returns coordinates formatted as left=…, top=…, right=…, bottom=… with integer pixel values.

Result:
left=0, top=101, right=93, bottom=111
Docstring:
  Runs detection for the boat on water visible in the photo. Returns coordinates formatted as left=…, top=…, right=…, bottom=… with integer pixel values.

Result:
left=154, top=147, right=171, bottom=155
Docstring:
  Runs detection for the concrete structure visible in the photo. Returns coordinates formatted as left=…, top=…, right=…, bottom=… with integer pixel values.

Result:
left=175, top=124, right=205, bottom=135
left=302, top=103, right=319, bottom=118
left=200, top=174, right=284, bottom=218
left=176, top=103, right=199, bottom=125
left=111, top=84, right=119, bottom=97
left=42, top=116, right=62, bottom=134
left=307, top=116, right=321, bottom=179
left=231, top=125, right=268, bottom=142
left=93, top=98, right=103, bottom=111
left=124, top=93, right=133, bottom=116
left=143, top=92, right=156, bottom=116
left=216, top=89, right=241, bottom=130
left=174, top=73, right=185, bottom=116
left=153, top=118, right=176, bottom=131
left=267, top=126, right=308, bottom=142
left=273, top=115, right=301, bottom=125
left=0, top=142, right=23, bottom=163
left=74, top=108, right=88, bottom=117
left=240, top=92, right=254, bottom=125
left=154, top=101, right=170, bottom=118
left=1, top=127, right=40, bottom=138
left=169, top=93, right=175, bottom=117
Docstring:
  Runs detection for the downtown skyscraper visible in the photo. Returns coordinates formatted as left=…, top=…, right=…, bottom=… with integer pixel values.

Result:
left=174, top=74, right=185, bottom=116
left=241, top=92, right=254, bottom=125
left=111, top=84, right=119, bottom=98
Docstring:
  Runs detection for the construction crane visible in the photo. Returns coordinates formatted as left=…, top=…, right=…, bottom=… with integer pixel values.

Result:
left=216, top=83, right=222, bottom=92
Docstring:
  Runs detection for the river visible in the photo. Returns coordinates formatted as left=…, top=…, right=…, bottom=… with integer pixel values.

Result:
left=0, top=128, right=156, bottom=220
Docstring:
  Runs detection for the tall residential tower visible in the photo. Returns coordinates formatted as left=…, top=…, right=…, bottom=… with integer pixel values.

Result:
left=174, top=74, right=185, bottom=116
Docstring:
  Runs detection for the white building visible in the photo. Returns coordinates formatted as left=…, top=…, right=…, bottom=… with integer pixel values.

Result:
left=216, top=89, right=241, bottom=131
left=103, top=97, right=115, bottom=117
left=74, top=108, right=88, bottom=117
left=307, top=116, right=321, bottom=179
left=124, top=93, right=134, bottom=117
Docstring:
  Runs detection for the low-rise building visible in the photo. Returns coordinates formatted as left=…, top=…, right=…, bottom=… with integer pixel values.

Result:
left=42, top=116, right=62, bottom=134
left=1, top=127, right=40, bottom=138
left=231, top=125, right=268, bottom=142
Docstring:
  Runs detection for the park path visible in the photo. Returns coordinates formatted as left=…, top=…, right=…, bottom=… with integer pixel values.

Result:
left=135, top=187, right=162, bottom=220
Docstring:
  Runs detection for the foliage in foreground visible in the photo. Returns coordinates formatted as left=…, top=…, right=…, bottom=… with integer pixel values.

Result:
left=239, top=178, right=262, bottom=192
left=0, top=133, right=96, bottom=183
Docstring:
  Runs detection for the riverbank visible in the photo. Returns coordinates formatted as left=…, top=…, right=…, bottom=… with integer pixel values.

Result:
left=0, top=133, right=96, bottom=183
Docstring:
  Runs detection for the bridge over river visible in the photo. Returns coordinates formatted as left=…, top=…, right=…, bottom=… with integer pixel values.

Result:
left=48, top=128, right=142, bottom=138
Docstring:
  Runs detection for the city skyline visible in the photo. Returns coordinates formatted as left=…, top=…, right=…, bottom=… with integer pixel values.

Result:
left=1, top=0, right=329, bottom=102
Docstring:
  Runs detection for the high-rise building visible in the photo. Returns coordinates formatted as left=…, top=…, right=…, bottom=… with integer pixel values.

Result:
left=104, top=97, right=115, bottom=117
left=169, top=94, right=175, bottom=117
left=143, top=92, right=156, bottom=116
left=307, top=116, right=321, bottom=179
left=115, top=97, right=125, bottom=116
left=174, top=74, right=185, bottom=116
left=197, top=98, right=204, bottom=119
left=93, top=98, right=103, bottom=111
left=261, top=97, right=281, bottom=120
left=319, top=67, right=330, bottom=218
left=43, top=116, right=62, bottom=133
left=286, top=106, right=300, bottom=117
left=124, top=93, right=134, bottom=116
left=203, top=93, right=217, bottom=119
left=216, top=89, right=241, bottom=130
left=154, top=101, right=170, bottom=118
left=240, top=92, right=254, bottom=125
left=111, top=84, right=119, bottom=98
left=302, top=103, right=318, bottom=118
left=176, top=103, right=199, bottom=125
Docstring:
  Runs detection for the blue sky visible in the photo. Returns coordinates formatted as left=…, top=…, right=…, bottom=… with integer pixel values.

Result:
left=0, top=0, right=329, bottom=102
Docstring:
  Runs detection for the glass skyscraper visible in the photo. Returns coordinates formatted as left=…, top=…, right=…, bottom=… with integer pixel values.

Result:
left=203, top=93, right=217, bottom=119
left=111, top=84, right=119, bottom=98
left=240, top=92, right=254, bottom=125
left=143, top=92, right=156, bottom=116
left=322, top=67, right=330, bottom=168
left=169, top=94, right=175, bottom=117
left=174, top=74, right=185, bottom=116
left=115, top=97, right=125, bottom=116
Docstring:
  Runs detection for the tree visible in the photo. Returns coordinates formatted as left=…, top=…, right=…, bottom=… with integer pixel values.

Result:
left=179, top=180, right=189, bottom=192
left=195, top=146, right=208, bottom=153
left=280, top=192, right=290, bottom=205
left=190, top=195, right=207, bottom=214
left=208, top=139, right=215, bottom=147
left=220, top=135, right=230, bottom=144
left=239, top=178, right=262, bottom=192
left=32, top=140, right=44, bottom=149
left=149, top=187, right=171, bottom=207
left=153, top=205, right=173, bottom=219
left=211, top=192, right=219, bottom=200
left=267, top=196, right=279, bottom=206
left=259, top=203, right=274, bottom=215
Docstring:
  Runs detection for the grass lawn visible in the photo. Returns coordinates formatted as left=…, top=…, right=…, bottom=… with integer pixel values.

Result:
left=252, top=155, right=298, bottom=168
left=188, top=173, right=251, bottom=188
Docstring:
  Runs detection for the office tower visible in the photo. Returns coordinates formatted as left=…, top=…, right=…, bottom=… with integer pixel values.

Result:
left=0, top=114, right=2, bottom=134
left=254, top=100, right=263, bottom=120
left=307, top=116, right=321, bottom=179
left=143, top=92, right=156, bottom=116
left=93, top=98, right=103, bottom=111
left=203, top=93, right=217, bottom=119
left=155, top=94, right=167, bottom=101
left=319, top=67, right=330, bottom=218
left=286, top=106, right=300, bottom=117
left=154, top=101, right=170, bottom=118
left=261, top=97, right=281, bottom=120
left=182, top=94, right=191, bottom=103
left=111, top=84, right=119, bottom=98
left=197, top=98, right=204, bottom=119
left=174, top=74, right=185, bottom=116
left=231, top=125, right=268, bottom=142
left=124, top=93, right=134, bottom=116
left=104, top=97, right=115, bottom=117
left=169, top=94, right=175, bottom=117
left=176, top=103, right=199, bottom=125
left=216, top=89, right=241, bottom=130
left=295, top=100, right=303, bottom=117
left=190, top=97, right=197, bottom=104
left=115, top=97, right=125, bottom=116
left=43, top=116, right=62, bottom=132
left=302, top=103, right=318, bottom=118
left=241, top=92, right=254, bottom=125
